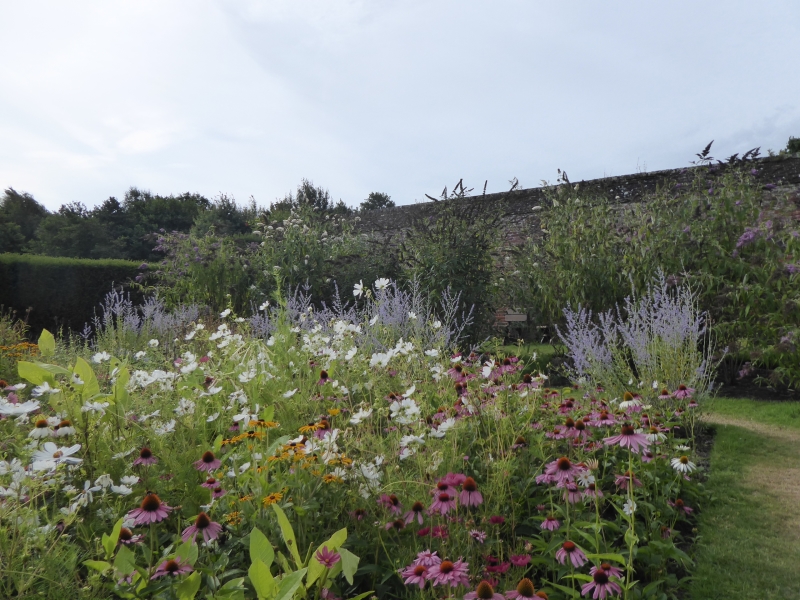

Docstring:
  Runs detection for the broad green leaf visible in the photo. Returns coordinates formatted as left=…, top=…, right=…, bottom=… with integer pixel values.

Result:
left=114, top=368, right=130, bottom=409
left=272, top=504, right=302, bottom=567
left=176, top=539, right=199, bottom=565
left=261, top=405, right=275, bottom=423
left=73, top=357, right=100, bottom=399
left=17, top=361, right=54, bottom=385
left=102, top=518, right=124, bottom=559
left=37, top=329, right=55, bottom=357
left=248, top=559, right=275, bottom=599
left=114, top=545, right=137, bottom=575
left=250, top=527, right=275, bottom=569
left=563, top=573, right=593, bottom=582
left=548, top=581, right=581, bottom=598
left=84, top=560, right=112, bottom=574
left=274, top=568, right=306, bottom=600
left=216, top=577, right=246, bottom=600
left=176, top=571, right=202, bottom=600
left=307, top=528, right=348, bottom=586
left=339, top=548, right=359, bottom=586
left=585, top=553, right=626, bottom=565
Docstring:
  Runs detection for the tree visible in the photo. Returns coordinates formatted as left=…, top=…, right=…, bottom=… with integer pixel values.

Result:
left=360, top=192, right=395, bottom=211
left=0, top=188, right=49, bottom=242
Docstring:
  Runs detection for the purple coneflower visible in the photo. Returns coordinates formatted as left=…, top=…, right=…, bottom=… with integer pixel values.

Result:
left=201, top=477, right=218, bottom=489
left=540, top=515, right=560, bottom=531
left=378, top=493, right=403, bottom=514
left=672, top=384, right=695, bottom=399
left=560, top=482, right=583, bottom=504
left=404, top=501, right=426, bottom=525
left=212, top=486, right=227, bottom=499
left=427, top=558, right=470, bottom=588
left=429, top=492, right=456, bottom=516
left=583, top=483, right=604, bottom=499
left=400, top=563, right=430, bottom=588
left=460, top=477, right=483, bottom=507
left=385, top=519, right=405, bottom=531
left=350, top=508, right=367, bottom=521
left=413, top=550, right=442, bottom=567
left=581, top=565, right=622, bottom=599
left=469, top=529, right=487, bottom=543
left=614, top=471, right=642, bottom=490
left=489, top=515, right=505, bottom=526
left=133, top=447, right=158, bottom=466
left=556, top=541, right=588, bottom=567
left=151, top=557, right=193, bottom=579
left=431, top=525, right=449, bottom=539
left=603, top=423, right=649, bottom=454
left=544, top=456, right=585, bottom=484
left=181, top=512, right=223, bottom=543
left=194, top=451, right=221, bottom=472
left=118, top=527, right=144, bottom=545
left=464, top=580, right=504, bottom=600
left=506, top=578, right=548, bottom=599
left=315, top=546, right=341, bottom=568
left=510, top=554, right=531, bottom=567
left=669, top=498, right=694, bottom=515
left=126, top=492, right=172, bottom=525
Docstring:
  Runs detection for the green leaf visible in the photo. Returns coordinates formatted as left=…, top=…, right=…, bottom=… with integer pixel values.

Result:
left=563, top=573, right=593, bottom=582
left=248, top=559, right=276, bottom=599
left=548, top=581, right=581, bottom=598
left=73, top=357, right=100, bottom=400
left=215, top=577, right=246, bottom=600
left=274, top=568, right=307, bottom=600
left=37, top=329, right=56, bottom=357
left=176, top=539, right=199, bottom=565
left=176, top=571, right=202, bottom=600
left=114, top=368, right=130, bottom=410
left=261, top=405, right=275, bottom=423
left=83, top=560, right=112, bottom=574
left=250, top=527, right=275, bottom=569
left=17, top=361, right=54, bottom=385
left=272, top=504, right=302, bottom=568
left=102, top=518, right=124, bottom=559
left=339, top=548, right=359, bottom=586
left=346, top=592, right=374, bottom=600
left=114, top=545, right=137, bottom=575
left=585, top=553, right=626, bottom=565
left=307, top=528, right=348, bottom=586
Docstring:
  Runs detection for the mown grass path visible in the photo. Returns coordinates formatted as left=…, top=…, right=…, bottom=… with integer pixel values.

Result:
left=691, top=400, right=800, bottom=599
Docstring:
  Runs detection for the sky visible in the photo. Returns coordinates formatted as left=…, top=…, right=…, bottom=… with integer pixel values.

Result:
left=1, top=1, right=799, bottom=212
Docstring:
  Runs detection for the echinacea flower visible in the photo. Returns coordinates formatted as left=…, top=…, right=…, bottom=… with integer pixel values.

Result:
left=556, top=541, right=587, bottom=567
left=412, top=550, right=442, bottom=567
left=404, top=501, right=426, bottom=525
left=126, top=492, right=172, bottom=525
left=672, top=384, right=695, bottom=399
left=670, top=455, right=697, bottom=473
left=315, top=546, right=341, bottom=568
left=510, top=554, right=531, bottom=567
left=603, top=423, right=649, bottom=454
left=429, top=492, right=456, bottom=516
left=378, top=494, right=403, bottom=514
left=31, top=442, right=82, bottom=470
left=118, top=527, right=144, bottom=545
left=464, top=580, right=505, bottom=600
left=581, top=566, right=622, bottom=599
left=400, top=564, right=429, bottom=588
left=543, top=456, right=584, bottom=484
left=540, top=515, right=561, bottom=531
left=614, top=471, right=642, bottom=490
left=427, top=558, right=470, bottom=588
left=669, top=498, right=694, bottom=515
left=133, top=447, right=158, bottom=466
left=151, top=557, right=193, bottom=579
left=28, top=418, right=52, bottom=439
left=459, top=477, right=483, bottom=507
left=194, top=451, right=221, bottom=472
left=506, top=577, right=547, bottom=599
left=181, top=512, right=222, bottom=543
left=469, top=529, right=487, bottom=543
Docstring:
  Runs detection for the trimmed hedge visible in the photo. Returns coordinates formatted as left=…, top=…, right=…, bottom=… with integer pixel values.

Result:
left=0, top=254, right=142, bottom=337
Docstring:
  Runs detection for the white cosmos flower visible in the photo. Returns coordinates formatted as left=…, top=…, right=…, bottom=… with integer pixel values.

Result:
left=120, top=475, right=139, bottom=486
left=174, top=399, right=196, bottom=416
left=134, top=351, right=147, bottom=359
left=369, top=315, right=379, bottom=326
left=430, top=366, right=443, bottom=381
left=94, top=474, right=113, bottom=489
left=92, top=352, right=111, bottom=364
left=353, top=280, right=364, bottom=298
left=259, top=301, right=270, bottom=311
left=206, top=412, right=220, bottom=423
left=432, top=320, right=442, bottom=330
left=283, top=389, right=298, bottom=398
left=482, top=360, right=496, bottom=379
left=399, top=446, right=416, bottom=460
left=407, top=311, right=417, bottom=320
left=345, top=347, right=357, bottom=361
left=81, top=401, right=109, bottom=416
left=623, top=499, right=637, bottom=516
left=349, top=408, right=373, bottom=425
left=238, top=369, right=256, bottom=383
left=400, top=434, right=425, bottom=447
left=153, top=419, right=176, bottom=435
left=220, top=309, right=231, bottom=318
left=184, top=330, right=196, bottom=341
left=32, top=382, right=61, bottom=397
left=403, top=385, right=416, bottom=398
left=670, top=455, right=697, bottom=473
left=424, top=349, right=439, bottom=357
left=148, top=339, right=159, bottom=348
left=374, top=278, right=390, bottom=290
left=110, top=484, right=133, bottom=496
left=31, top=442, right=82, bottom=470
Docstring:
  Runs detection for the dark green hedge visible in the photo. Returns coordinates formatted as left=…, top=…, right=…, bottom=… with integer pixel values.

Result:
left=0, top=254, right=142, bottom=336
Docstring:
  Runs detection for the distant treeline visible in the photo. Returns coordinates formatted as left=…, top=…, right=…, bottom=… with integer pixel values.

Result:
left=0, top=181, right=394, bottom=261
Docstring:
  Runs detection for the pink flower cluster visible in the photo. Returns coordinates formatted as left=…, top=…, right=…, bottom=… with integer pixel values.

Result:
left=400, top=550, right=469, bottom=589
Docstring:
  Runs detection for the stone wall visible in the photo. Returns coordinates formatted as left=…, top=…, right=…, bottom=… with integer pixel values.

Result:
left=356, top=155, right=800, bottom=245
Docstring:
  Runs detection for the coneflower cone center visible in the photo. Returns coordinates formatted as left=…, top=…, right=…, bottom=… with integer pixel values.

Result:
left=462, top=477, right=477, bottom=492
left=140, top=448, right=152, bottom=459
left=195, top=513, right=211, bottom=528
left=202, top=451, right=216, bottom=463
left=413, top=565, right=426, bottom=576
left=557, top=457, right=572, bottom=471
left=563, top=541, right=576, bottom=552
left=389, top=494, right=399, bottom=505
left=564, top=418, right=575, bottom=427
left=477, top=581, right=495, bottom=599
left=119, top=527, right=133, bottom=541
left=680, top=455, right=689, bottom=464
left=517, top=578, right=535, bottom=596
left=621, top=424, right=635, bottom=436
left=412, top=501, right=424, bottom=512
left=165, top=560, right=180, bottom=573
left=35, top=419, right=48, bottom=428
left=141, top=494, right=162, bottom=511
left=593, top=570, right=609, bottom=584
left=439, top=560, right=454, bottom=574
left=438, top=493, right=450, bottom=502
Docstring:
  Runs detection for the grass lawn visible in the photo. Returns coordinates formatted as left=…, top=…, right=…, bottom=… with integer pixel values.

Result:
left=691, top=398, right=800, bottom=599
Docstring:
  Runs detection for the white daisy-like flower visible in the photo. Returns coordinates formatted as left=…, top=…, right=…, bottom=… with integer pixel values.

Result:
left=110, top=484, right=133, bottom=496
left=374, top=278, right=390, bottom=290
left=184, top=331, right=196, bottom=341
left=134, top=351, right=147, bottom=359
left=148, top=339, right=159, bottom=348
left=283, top=389, right=298, bottom=399
left=111, top=448, right=136, bottom=460
left=206, top=412, right=220, bottom=423
left=399, top=433, right=425, bottom=447
left=153, top=419, right=176, bottom=435
left=369, top=315, right=379, bottom=326
left=353, top=280, right=364, bottom=298
left=424, top=349, right=439, bottom=357
left=576, top=471, right=596, bottom=488
left=407, top=311, right=417, bottom=320
left=81, top=401, right=109, bottom=416
left=120, top=475, right=139, bottom=486
left=431, top=320, right=442, bottom=330
left=31, top=382, right=61, bottom=397
left=675, top=444, right=691, bottom=451
left=259, top=301, right=270, bottom=311
left=92, top=352, right=111, bottom=364
left=220, top=309, right=232, bottom=318
left=345, top=347, right=357, bottom=361
left=623, top=499, right=637, bottom=516
left=349, top=408, right=373, bottom=425
left=670, top=455, right=697, bottom=473
left=31, top=442, right=82, bottom=470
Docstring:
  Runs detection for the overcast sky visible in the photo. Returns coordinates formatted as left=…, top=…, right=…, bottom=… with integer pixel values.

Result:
left=1, top=1, right=798, bottom=211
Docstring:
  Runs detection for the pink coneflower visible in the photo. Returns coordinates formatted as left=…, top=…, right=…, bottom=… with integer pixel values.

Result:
left=434, top=479, right=458, bottom=498
left=404, top=501, right=426, bottom=525
left=133, top=447, right=158, bottom=466
left=658, top=388, right=672, bottom=401
left=350, top=508, right=367, bottom=521
left=595, top=563, right=623, bottom=579
left=688, top=399, right=699, bottom=409
left=151, top=557, right=193, bottom=579
left=194, top=451, right=221, bottom=472
left=556, top=541, right=588, bottom=567
left=669, top=498, right=694, bottom=515
left=540, top=515, right=560, bottom=531
left=561, top=482, right=583, bottom=504
left=604, top=423, right=649, bottom=454
left=429, top=492, right=456, bottom=516
left=440, top=471, right=467, bottom=487
left=583, top=483, right=604, bottom=499
left=126, top=493, right=172, bottom=525
left=413, top=550, right=442, bottom=567
left=543, top=456, right=583, bottom=485
left=672, top=384, right=695, bottom=399
left=118, top=527, right=144, bottom=545
left=489, top=515, right=505, bottom=526
left=581, top=566, right=622, bottom=599
left=485, top=561, right=510, bottom=574
left=641, top=450, right=655, bottom=464
left=201, top=477, right=219, bottom=489
left=385, top=519, right=405, bottom=531
left=464, top=580, right=505, bottom=600
left=427, top=558, right=470, bottom=588
left=510, top=554, right=531, bottom=567
left=315, top=546, right=341, bottom=568
left=431, top=525, right=449, bottom=539
left=469, top=529, right=487, bottom=543
left=614, top=471, right=642, bottom=490
left=212, top=486, right=227, bottom=499
left=460, top=477, right=484, bottom=507
left=506, top=578, right=547, bottom=599
left=181, top=512, right=223, bottom=543
left=378, top=494, right=403, bottom=514
left=589, top=409, right=616, bottom=427
left=400, top=564, right=430, bottom=589
left=317, top=370, right=331, bottom=385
